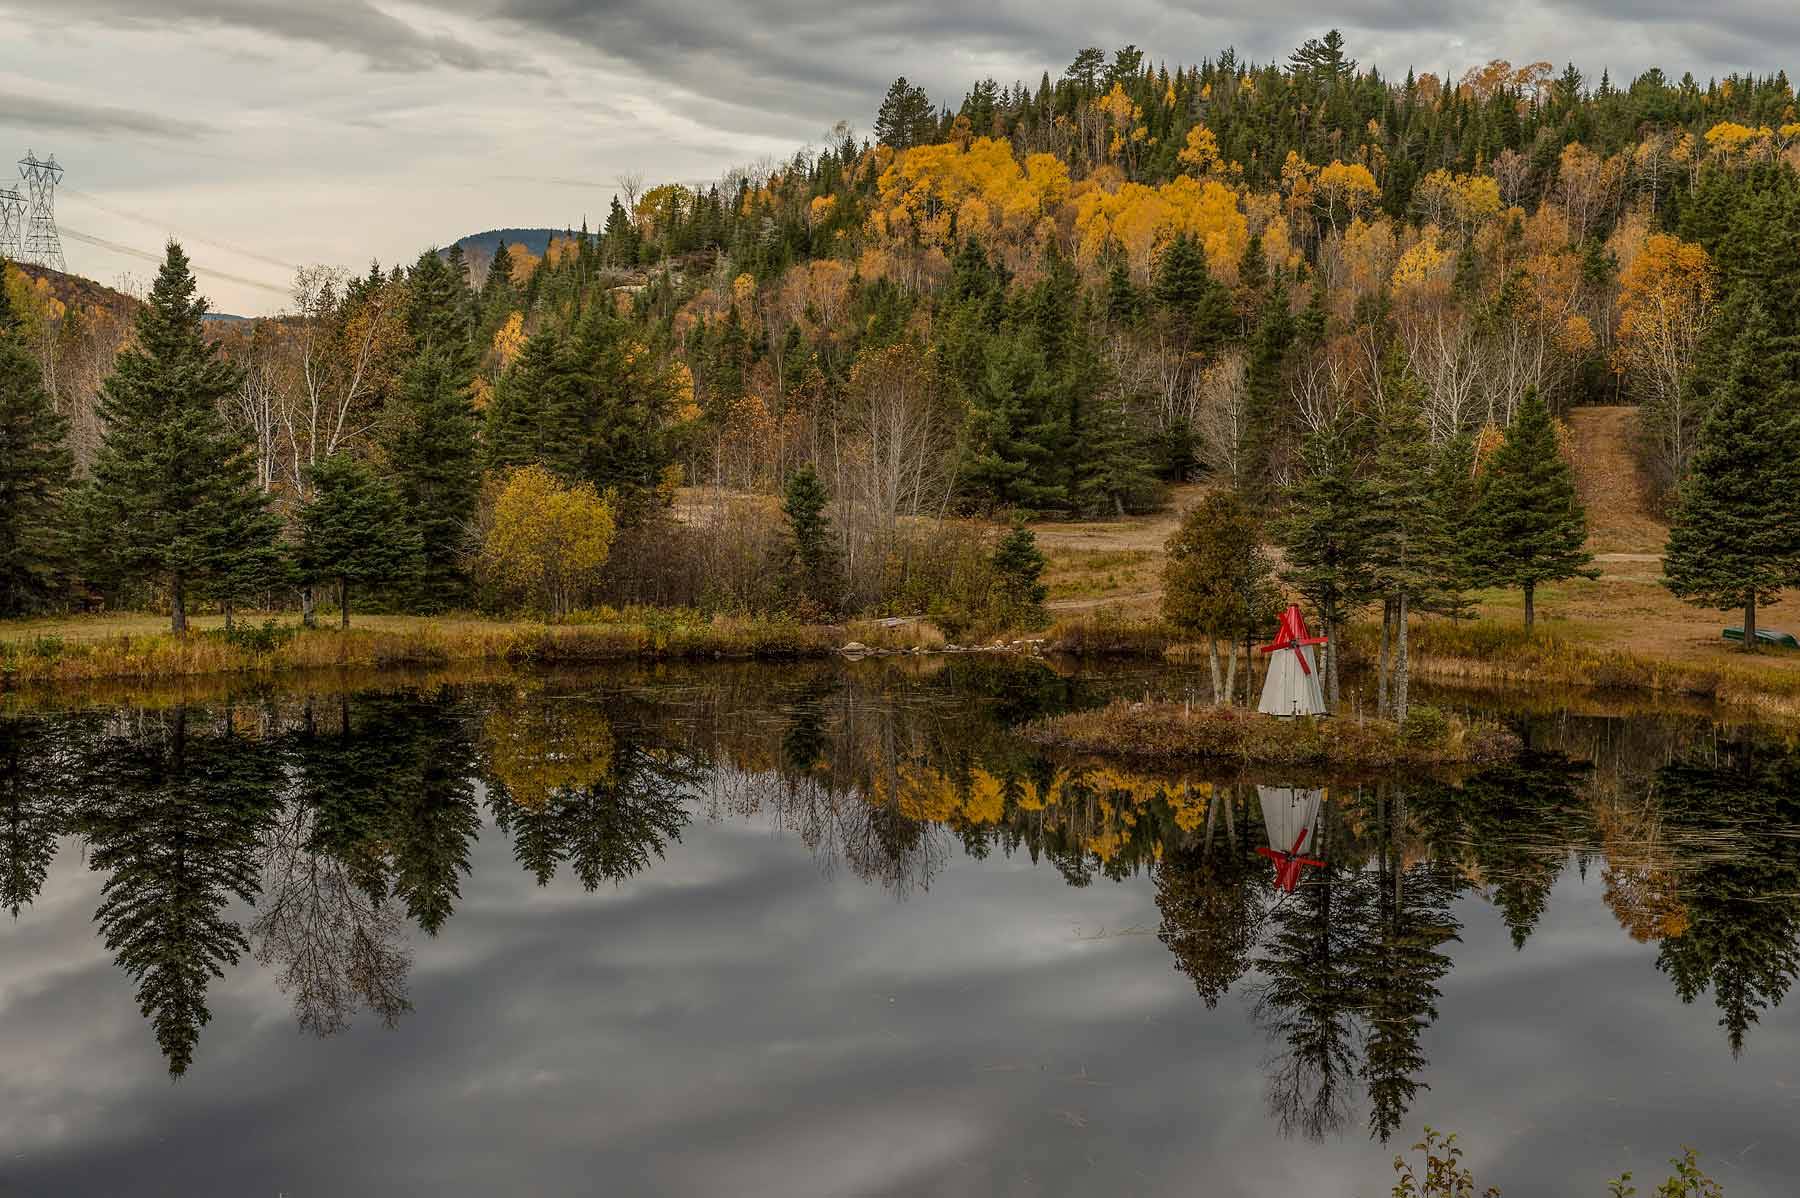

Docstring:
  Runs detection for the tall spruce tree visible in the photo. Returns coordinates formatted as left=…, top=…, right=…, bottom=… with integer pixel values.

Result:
left=0, top=266, right=72, bottom=615
left=388, top=348, right=480, bottom=610
left=298, top=455, right=422, bottom=628
left=1276, top=409, right=1378, bottom=708
left=483, top=326, right=584, bottom=478
left=778, top=465, right=843, bottom=616
left=1366, top=350, right=1461, bottom=721
left=1468, top=391, right=1595, bottom=628
left=78, top=242, right=278, bottom=632
left=1664, top=308, right=1800, bottom=649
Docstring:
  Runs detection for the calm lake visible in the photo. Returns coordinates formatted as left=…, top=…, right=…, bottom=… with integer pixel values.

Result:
left=3, top=659, right=1797, bottom=1197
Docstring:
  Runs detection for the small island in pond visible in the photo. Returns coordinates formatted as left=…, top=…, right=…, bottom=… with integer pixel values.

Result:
left=1020, top=699, right=1522, bottom=769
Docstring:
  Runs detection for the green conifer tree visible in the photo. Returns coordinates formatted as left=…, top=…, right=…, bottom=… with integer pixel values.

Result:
left=483, top=326, right=584, bottom=478
left=1276, top=409, right=1378, bottom=707
left=77, top=242, right=278, bottom=632
left=990, top=524, right=1049, bottom=629
left=1468, top=391, right=1595, bottom=628
left=778, top=465, right=843, bottom=616
left=298, top=455, right=422, bottom=628
left=0, top=266, right=72, bottom=614
left=1664, top=308, right=1800, bottom=649
left=387, top=349, right=480, bottom=609
left=1366, top=350, right=1461, bottom=719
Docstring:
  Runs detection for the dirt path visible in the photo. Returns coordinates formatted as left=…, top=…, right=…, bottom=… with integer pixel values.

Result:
left=1566, top=406, right=1668, bottom=555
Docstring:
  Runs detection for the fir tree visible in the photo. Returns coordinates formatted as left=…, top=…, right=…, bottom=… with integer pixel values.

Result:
left=1104, top=261, right=1142, bottom=325
left=483, top=326, right=584, bottom=478
left=874, top=77, right=936, bottom=149
left=1468, top=391, right=1595, bottom=628
left=1663, top=308, right=1800, bottom=649
left=298, top=454, right=422, bottom=628
left=387, top=348, right=480, bottom=609
left=0, top=266, right=71, bottom=615
left=1240, top=277, right=1295, bottom=497
left=77, top=242, right=278, bottom=632
left=990, top=524, right=1048, bottom=629
left=778, top=465, right=843, bottom=616
left=964, top=337, right=1067, bottom=510
left=1276, top=409, right=1378, bottom=707
left=1366, top=350, right=1461, bottom=720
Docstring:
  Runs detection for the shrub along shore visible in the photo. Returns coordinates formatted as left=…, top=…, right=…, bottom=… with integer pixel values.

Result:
left=1020, top=699, right=1522, bottom=769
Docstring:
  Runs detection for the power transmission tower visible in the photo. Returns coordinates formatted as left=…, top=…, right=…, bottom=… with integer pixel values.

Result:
left=18, top=151, right=65, bottom=272
left=0, top=182, right=23, bottom=261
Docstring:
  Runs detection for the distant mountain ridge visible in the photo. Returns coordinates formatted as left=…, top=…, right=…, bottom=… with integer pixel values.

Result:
left=448, top=228, right=569, bottom=258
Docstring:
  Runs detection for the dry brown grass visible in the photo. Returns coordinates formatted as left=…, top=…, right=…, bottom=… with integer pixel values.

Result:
left=1021, top=699, right=1520, bottom=768
left=0, top=610, right=843, bottom=686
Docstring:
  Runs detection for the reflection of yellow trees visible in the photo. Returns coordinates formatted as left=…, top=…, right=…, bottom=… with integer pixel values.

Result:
left=484, top=696, right=615, bottom=809
left=1592, top=788, right=1689, bottom=942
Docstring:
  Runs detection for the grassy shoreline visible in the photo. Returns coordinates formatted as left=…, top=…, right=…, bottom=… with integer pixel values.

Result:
left=1046, top=611, right=1800, bottom=719
left=0, top=611, right=849, bottom=686
left=6, top=608, right=1800, bottom=722
left=1021, top=699, right=1521, bottom=769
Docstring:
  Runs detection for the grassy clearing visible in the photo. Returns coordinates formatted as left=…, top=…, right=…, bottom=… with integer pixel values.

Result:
left=1021, top=699, right=1520, bottom=769
left=1041, top=547, right=1160, bottom=603
left=1349, top=618, right=1800, bottom=718
left=0, top=609, right=842, bottom=685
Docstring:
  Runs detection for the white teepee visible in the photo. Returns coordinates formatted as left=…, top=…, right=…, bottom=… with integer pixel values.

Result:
left=1258, top=643, right=1326, bottom=717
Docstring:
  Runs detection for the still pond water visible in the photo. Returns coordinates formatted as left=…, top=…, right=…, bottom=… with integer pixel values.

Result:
left=2, top=658, right=1798, bottom=1197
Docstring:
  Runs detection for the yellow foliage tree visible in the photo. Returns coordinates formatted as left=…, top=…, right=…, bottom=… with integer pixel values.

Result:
left=1314, top=160, right=1380, bottom=232
left=480, top=465, right=616, bottom=619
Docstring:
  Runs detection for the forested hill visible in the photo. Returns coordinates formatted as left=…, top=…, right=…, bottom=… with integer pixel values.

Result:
left=8, top=30, right=1800, bottom=625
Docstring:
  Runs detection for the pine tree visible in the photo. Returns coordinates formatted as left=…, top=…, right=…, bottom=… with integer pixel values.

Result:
left=0, top=266, right=71, bottom=614
left=1664, top=308, right=1800, bottom=649
left=1240, top=277, right=1295, bottom=497
left=387, top=348, right=480, bottom=609
left=483, top=326, right=584, bottom=478
left=77, top=242, right=278, bottom=632
left=778, top=465, right=843, bottom=616
left=990, top=524, right=1048, bottom=629
left=298, top=454, right=422, bottom=628
left=874, top=77, right=936, bottom=149
left=407, top=248, right=474, bottom=370
left=1276, top=409, right=1378, bottom=707
left=964, top=337, right=1067, bottom=510
left=1153, top=233, right=1235, bottom=352
left=1366, top=350, right=1461, bottom=720
left=1468, top=391, right=1595, bottom=628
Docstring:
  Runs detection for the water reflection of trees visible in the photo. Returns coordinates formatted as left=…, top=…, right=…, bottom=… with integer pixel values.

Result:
left=7, top=666, right=1800, bottom=1102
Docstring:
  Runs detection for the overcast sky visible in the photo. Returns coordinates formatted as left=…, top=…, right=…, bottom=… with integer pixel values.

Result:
left=1, top=1, right=1795, bottom=316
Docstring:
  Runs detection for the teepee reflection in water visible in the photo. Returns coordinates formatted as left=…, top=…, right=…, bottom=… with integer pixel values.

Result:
left=1256, top=785, right=1326, bottom=892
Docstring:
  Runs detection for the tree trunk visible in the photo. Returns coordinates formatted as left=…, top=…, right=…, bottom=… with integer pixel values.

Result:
left=339, top=577, right=351, bottom=630
left=1223, top=636, right=1238, bottom=706
left=1743, top=595, right=1757, bottom=654
left=1207, top=637, right=1224, bottom=705
left=1324, top=601, right=1340, bottom=712
left=1395, top=592, right=1411, bottom=725
left=301, top=584, right=317, bottom=629
left=1523, top=581, right=1536, bottom=630
left=1377, top=597, right=1393, bottom=718
left=224, top=600, right=235, bottom=633
left=171, top=575, right=187, bottom=635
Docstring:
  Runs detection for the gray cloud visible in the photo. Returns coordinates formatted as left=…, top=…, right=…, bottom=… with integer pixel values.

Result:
left=47, top=0, right=527, bottom=73
left=0, top=89, right=213, bottom=140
